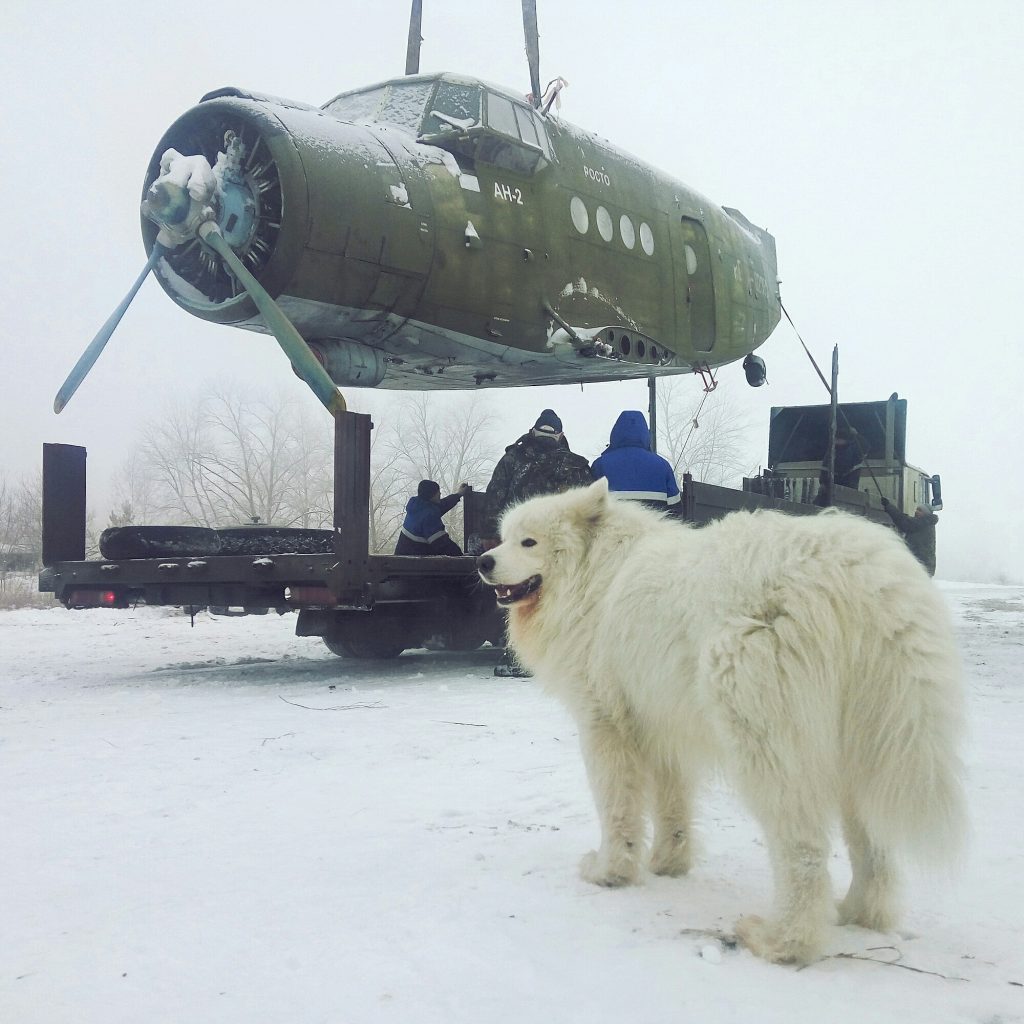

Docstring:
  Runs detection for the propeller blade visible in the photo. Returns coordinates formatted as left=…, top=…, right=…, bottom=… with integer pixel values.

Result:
left=53, top=244, right=165, bottom=414
left=200, top=226, right=347, bottom=417
left=405, top=0, right=423, bottom=76
left=522, top=0, right=542, bottom=108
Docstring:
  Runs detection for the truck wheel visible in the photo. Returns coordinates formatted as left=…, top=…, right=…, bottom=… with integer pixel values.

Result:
left=99, top=525, right=221, bottom=559
left=446, top=632, right=487, bottom=652
left=323, top=635, right=406, bottom=660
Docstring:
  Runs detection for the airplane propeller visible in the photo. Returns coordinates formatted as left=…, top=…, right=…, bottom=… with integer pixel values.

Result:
left=198, top=223, right=347, bottom=417
left=53, top=243, right=166, bottom=414
left=54, top=148, right=346, bottom=418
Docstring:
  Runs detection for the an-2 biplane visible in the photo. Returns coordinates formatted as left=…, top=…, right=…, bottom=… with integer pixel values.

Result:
left=55, top=1, right=779, bottom=416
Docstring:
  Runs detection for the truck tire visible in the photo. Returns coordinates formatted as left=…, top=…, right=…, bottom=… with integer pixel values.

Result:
left=323, top=635, right=406, bottom=660
left=445, top=631, right=488, bottom=652
left=217, top=528, right=335, bottom=555
left=99, top=525, right=221, bottom=559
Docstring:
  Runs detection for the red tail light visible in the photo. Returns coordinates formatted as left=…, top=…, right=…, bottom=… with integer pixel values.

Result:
left=68, top=589, right=126, bottom=609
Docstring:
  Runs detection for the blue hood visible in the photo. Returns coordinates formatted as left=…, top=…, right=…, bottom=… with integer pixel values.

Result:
left=608, top=411, right=651, bottom=449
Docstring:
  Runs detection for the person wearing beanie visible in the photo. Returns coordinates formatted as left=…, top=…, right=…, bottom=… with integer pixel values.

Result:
left=481, top=410, right=592, bottom=678
left=394, top=479, right=471, bottom=556
left=531, top=408, right=563, bottom=438
left=481, top=409, right=592, bottom=544
left=880, top=497, right=939, bottom=576
left=591, top=410, right=682, bottom=514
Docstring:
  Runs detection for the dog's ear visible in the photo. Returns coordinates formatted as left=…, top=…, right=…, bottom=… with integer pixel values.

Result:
left=565, top=477, right=609, bottom=528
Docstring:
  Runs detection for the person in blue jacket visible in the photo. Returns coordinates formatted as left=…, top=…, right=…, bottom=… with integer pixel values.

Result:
left=395, top=479, right=471, bottom=556
left=591, top=410, right=682, bottom=514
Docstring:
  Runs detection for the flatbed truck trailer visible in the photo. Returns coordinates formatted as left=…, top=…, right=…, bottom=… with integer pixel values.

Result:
left=39, top=407, right=907, bottom=660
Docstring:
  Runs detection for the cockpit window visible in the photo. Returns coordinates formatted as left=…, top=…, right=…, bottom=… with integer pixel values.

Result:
left=377, top=81, right=433, bottom=132
left=416, top=82, right=552, bottom=175
left=514, top=105, right=540, bottom=148
left=488, top=93, right=552, bottom=161
left=324, top=86, right=386, bottom=122
left=422, top=82, right=481, bottom=135
left=486, top=93, right=519, bottom=139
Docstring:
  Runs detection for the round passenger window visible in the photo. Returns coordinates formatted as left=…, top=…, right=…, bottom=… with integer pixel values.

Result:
left=596, top=206, right=613, bottom=242
left=640, top=222, right=655, bottom=255
left=619, top=215, right=635, bottom=250
left=570, top=197, right=589, bottom=234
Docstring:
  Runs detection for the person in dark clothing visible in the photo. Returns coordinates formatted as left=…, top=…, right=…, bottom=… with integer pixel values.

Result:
left=483, top=409, right=591, bottom=677
left=591, top=410, right=681, bottom=514
left=833, top=432, right=863, bottom=490
left=814, top=429, right=864, bottom=505
left=481, top=409, right=593, bottom=545
left=394, top=479, right=471, bottom=557
left=881, top=498, right=938, bottom=576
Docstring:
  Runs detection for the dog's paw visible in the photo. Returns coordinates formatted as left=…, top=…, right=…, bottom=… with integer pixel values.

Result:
left=649, top=838, right=693, bottom=877
left=734, top=914, right=821, bottom=966
left=579, top=849, right=640, bottom=887
left=836, top=895, right=897, bottom=934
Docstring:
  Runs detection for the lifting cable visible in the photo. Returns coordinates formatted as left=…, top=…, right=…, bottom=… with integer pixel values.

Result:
left=678, top=388, right=711, bottom=462
left=781, top=302, right=832, bottom=394
left=780, top=301, right=886, bottom=500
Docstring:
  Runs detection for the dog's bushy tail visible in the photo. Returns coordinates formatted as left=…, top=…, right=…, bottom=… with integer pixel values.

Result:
left=846, top=593, right=968, bottom=868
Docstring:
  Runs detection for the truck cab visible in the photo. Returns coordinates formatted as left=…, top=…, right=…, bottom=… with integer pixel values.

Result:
left=763, top=395, right=942, bottom=515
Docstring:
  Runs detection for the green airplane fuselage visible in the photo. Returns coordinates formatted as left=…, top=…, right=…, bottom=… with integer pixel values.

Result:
left=143, top=73, right=780, bottom=389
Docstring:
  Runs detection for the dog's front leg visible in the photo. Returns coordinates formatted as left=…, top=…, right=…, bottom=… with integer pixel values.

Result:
left=577, top=710, right=645, bottom=887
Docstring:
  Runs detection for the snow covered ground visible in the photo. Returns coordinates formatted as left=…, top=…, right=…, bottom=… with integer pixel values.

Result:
left=1, top=583, right=1021, bottom=1023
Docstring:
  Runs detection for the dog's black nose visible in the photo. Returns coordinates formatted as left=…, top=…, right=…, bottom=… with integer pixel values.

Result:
left=477, top=553, right=495, bottom=574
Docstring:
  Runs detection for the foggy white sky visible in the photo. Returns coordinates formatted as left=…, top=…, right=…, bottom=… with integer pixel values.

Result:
left=2, top=0, right=1021, bottom=581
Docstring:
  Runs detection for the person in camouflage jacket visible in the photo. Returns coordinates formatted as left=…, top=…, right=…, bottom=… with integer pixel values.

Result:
left=881, top=498, right=938, bottom=576
left=481, top=409, right=593, bottom=544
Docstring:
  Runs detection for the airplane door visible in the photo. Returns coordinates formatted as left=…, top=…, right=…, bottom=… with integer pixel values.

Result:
left=677, top=217, right=716, bottom=354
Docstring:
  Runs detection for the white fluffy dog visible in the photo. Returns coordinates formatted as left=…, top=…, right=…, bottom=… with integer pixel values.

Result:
left=477, top=480, right=966, bottom=965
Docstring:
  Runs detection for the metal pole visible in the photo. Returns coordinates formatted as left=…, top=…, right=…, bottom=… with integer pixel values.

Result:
left=825, top=345, right=839, bottom=506
left=405, top=0, right=423, bottom=76
left=647, top=376, right=658, bottom=454
left=522, top=0, right=542, bottom=107
left=333, top=411, right=372, bottom=590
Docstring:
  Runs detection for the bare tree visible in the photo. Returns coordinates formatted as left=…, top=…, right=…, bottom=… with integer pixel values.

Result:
left=276, top=403, right=334, bottom=529
left=108, top=451, right=159, bottom=526
left=389, top=394, right=497, bottom=487
left=139, top=396, right=220, bottom=526
left=134, top=386, right=329, bottom=528
left=0, top=473, right=42, bottom=567
left=0, top=473, right=52, bottom=605
left=199, top=384, right=309, bottom=524
left=657, top=378, right=760, bottom=487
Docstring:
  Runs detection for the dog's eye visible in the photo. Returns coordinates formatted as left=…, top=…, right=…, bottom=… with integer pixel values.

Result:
left=521, top=538, right=537, bottom=548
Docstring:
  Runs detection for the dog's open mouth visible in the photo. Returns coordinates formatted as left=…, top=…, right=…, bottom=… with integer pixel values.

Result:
left=491, top=575, right=542, bottom=606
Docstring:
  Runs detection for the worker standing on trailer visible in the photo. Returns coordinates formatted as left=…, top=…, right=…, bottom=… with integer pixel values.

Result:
left=591, top=410, right=681, bottom=514
left=395, top=480, right=471, bottom=556
left=881, top=498, right=939, bottom=576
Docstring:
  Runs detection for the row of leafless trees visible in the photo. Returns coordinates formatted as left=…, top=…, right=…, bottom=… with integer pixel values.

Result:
left=1, top=380, right=759, bottom=571
left=108, top=387, right=503, bottom=552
